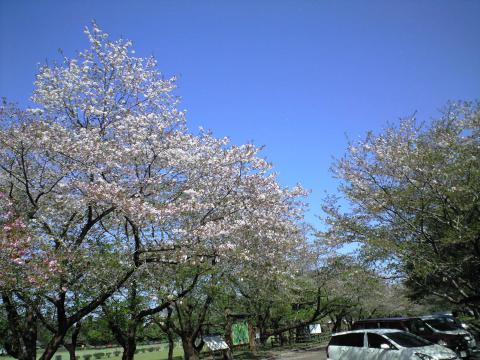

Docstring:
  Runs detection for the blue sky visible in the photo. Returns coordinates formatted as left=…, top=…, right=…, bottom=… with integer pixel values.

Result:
left=1, top=0, right=479, bottom=227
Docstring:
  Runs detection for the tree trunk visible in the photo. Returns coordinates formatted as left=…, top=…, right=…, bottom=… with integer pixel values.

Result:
left=248, top=320, right=256, bottom=352
left=288, top=329, right=294, bottom=345
left=222, top=349, right=233, bottom=360
left=332, top=314, right=344, bottom=333
left=64, top=322, right=82, bottom=360
left=182, top=337, right=200, bottom=360
left=1, top=293, right=37, bottom=360
left=121, top=337, right=137, bottom=360
left=20, top=343, right=36, bottom=360
left=167, top=331, right=175, bottom=360
left=224, top=309, right=233, bottom=349
left=258, top=329, right=269, bottom=347
left=8, top=333, right=37, bottom=360
left=23, top=310, right=38, bottom=360
left=17, top=316, right=37, bottom=360
left=40, top=333, right=66, bottom=360
left=65, top=346, right=75, bottom=360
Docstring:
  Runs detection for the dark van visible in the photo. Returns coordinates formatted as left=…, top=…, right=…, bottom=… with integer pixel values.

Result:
left=352, top=317, right=470, bottom=358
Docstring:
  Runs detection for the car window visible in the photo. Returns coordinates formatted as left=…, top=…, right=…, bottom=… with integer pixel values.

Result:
left=367, top=333, right=391, bottom=349
left=330, top=333, right=364, bottom=347
left=448, top=317, right=462, bottom=328
left=409, top=319, right=433, bottom=335
left=425, top=318, right=457, bottom=331
left=355, top=321, right=378, bottom=329
left=352, top=322, right=365, bottom=330
left=384, top=332, right=432, bottom=348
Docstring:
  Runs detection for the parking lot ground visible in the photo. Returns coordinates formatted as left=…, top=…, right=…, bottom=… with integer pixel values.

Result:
left=262, top=347, right=327, bottom=360
left=256, top=347, right=480, bottom=360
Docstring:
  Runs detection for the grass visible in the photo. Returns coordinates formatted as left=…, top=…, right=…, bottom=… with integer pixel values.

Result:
left=1, top=334, right=331, bottom=360
left=1, top=343, right=184, bottom=360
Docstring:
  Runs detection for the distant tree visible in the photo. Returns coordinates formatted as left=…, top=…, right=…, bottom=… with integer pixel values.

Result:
left=231, top=237, right=340, bottom=346
left=322, top=102, right=480, bottom=316
left=319, top=255, right=424, bottom=332
left=81, top=315, right=115, bottom=346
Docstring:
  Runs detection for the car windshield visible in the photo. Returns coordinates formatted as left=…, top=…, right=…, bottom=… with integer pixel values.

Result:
left=425, top=318, right=458, bottom=331
left=384, top=332, right=432, bottom=348
left=409, top=319, right=433, bottom=335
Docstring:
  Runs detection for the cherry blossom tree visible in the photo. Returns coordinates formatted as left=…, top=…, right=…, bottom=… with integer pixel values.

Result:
left=99, top=171, right=309, bottom=360
left=0, top=22, right=309, bottom=359
left=0, top=187, right=59, bottom=360
left=322, top=101, right=480, bottom=316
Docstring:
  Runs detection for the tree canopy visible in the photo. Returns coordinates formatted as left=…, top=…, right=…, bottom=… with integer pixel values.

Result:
left=322, top=102, right=480, bottom=314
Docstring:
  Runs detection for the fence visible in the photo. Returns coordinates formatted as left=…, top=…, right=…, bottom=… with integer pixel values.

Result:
left=270, top=331, right=331, bottom=348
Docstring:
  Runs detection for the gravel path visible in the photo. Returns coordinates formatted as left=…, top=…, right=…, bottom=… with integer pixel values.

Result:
left=266, top=347, right=327, bottom=360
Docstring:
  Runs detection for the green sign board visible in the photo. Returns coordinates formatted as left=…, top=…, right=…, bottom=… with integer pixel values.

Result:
left=232, top=322, right=249, bottom=345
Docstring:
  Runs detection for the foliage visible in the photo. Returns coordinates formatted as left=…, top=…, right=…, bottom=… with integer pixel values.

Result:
left=0, top=22, right=309, bottom=360
left=321, top=101, right=480, bottom=312
left=82, top=316, right=116, bottom=346
left=318, top=255, right=425, bottom=331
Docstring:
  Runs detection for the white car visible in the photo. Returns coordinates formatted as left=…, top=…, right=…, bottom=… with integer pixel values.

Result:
left=326, top=329, right=460, bottom=360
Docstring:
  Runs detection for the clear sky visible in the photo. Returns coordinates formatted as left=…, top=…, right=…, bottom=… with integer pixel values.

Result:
left=1, top=0, right=479, bottom=227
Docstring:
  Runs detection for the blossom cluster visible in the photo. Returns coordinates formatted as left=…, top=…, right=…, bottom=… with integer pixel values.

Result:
left=0, top=23, right=308, bottom=296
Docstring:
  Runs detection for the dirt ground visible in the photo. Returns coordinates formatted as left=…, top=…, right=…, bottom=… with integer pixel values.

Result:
left=264, top=347, right=327, bottom=360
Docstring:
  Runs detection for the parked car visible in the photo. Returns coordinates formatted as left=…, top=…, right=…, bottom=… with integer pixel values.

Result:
left=422, top=315, right=477, bottom=353
left=352, top=317, right=470, bottom=359
left=326, top=329, right=459, bottom=360
left=429, top=313, right=471, bottom=330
